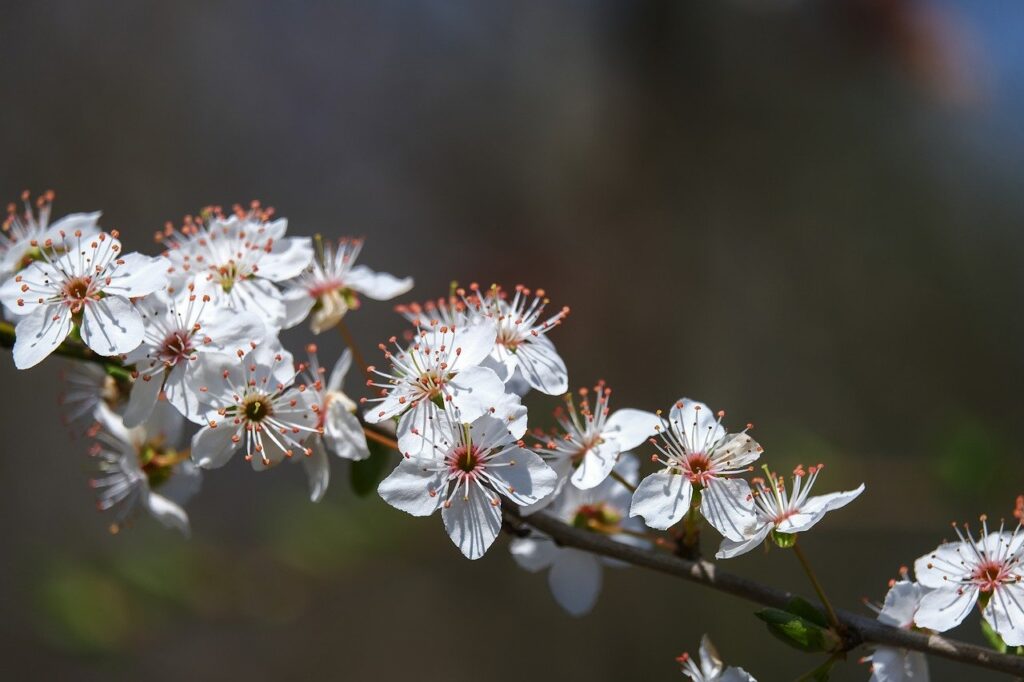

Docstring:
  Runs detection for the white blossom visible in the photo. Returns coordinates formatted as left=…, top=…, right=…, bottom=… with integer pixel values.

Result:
left=58, top=360, right=120, bottom=437
left=677, top=635, right=756, bottom=682
left=864, top=577, right=931, bottom=682
left=714, top=464, right=864, bottom=559
left=913, top=518, right=1024, bottom=645
left=0, top=190, right=100, bottom=281
left=0, top=230, right=167, bottom=368
left=630, top=398, right=761, bottom=540
left=377, top=412, right=557, bottom=559
left=282, top=237, right=413, bottom=333
left=88, top=402, right=200, bottom=536
left=510, top=454, right=646, bottom=615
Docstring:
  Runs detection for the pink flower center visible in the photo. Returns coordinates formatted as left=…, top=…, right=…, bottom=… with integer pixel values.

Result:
left=974, top=561, right=1009, bottom=592
left=684, top=452, right=713, bottom=485
left=62, top=276, right=95, bottom=313
left=159, top=330, right=195, bottom=364
left=449, top=445, right=482, bottom=475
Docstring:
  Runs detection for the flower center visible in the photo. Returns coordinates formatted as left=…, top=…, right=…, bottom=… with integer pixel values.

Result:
left=684, top=452, right=713, bottom=485
left=159, top=330, right=195, bottom=364
left=449, top=445, right=482, bottom=474
left=974, top=561, right=1008, bottom=591
left=572, top=503, right=622, bottom=532
left=243, top=396, right=271, bottom=422
left=139, top=441, right=180, bottom=489
left=62, top=276, right=95, bottom=312
left=218, top=262, right=241, bottom=292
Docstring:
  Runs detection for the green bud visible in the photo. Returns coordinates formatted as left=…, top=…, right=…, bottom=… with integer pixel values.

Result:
left=771, top=530, right=797, bottom=548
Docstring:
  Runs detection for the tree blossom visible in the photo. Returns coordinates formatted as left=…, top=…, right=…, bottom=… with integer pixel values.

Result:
left=510, top=454, right=646, bottom=615
left=0, top=230, right=167, bottom=368
left=88, top=402, right=200, bottom=536
left=124, top=286, right=265, bottom=427
left=377, top=413, right=557, bottom=559
left=58, top=361, right=121, bottom=437
left=677, top=635, right=756, bottom=682
left=532, top=382, right=659, bottom=493
left=0, top=190, right=101, bottom=281
left=913, top=518, right=1024, bottom=645
left=294, top=345, right=370, bottom=501
left=630, top=398, right=762, bottom=540
left=715, top=465, right=864, bottom=559
left=190, top=342, right=320, bottom=471
left=282, top=237, right=413, bottom=333
left=363, top=320, right=525, bottom=459
left=158, top=203, right=313, bottom=330
left=863, top=575, right=931, bottom=682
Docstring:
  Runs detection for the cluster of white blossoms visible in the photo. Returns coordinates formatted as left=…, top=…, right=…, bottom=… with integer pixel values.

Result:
left=4, top=191, right=1018, bottom=681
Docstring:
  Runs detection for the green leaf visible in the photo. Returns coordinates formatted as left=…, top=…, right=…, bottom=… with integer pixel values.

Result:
left=796, top=656, right=838, bottom=682
left=981, top=619, right=1008, bottom=653
left=755, top=608, right=840, bottom=653
left=350, top=438, right=393, bottom=496
left=785, top=596, right=829, bottom=628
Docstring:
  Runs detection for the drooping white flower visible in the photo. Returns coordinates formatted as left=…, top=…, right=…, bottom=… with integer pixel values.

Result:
left=0, top=229, right=167, bottom=368
left=913, top=518, right=1024, bottom=645
left=88, top=402, right=201, bottom=536
left=533, top=382, right=659, bottom=493
left=363, top=320, right=525, bottom=459
left=630, top=399, right=762, bottom=540
left=714, top=465, right=864, bottom=559
left=294, top=345, right=371, bottom=501
left=677, top=635, right=756, bottom=682
left=282, top=237, right=413, bottom=333
left=863, top=576, right=931, bottom=682
left=189, top=342, right=320, bottom=471
left=510, top=454, right=646, bottom=615
left=377, top=412, right=557, bottom=559
left=0, top=190, right=101, bottom=280
left=158, top=203, right=313, bottom=331
left=123, top=286, right=266, bottom=427
left=58, top=360, right=121, bottom=437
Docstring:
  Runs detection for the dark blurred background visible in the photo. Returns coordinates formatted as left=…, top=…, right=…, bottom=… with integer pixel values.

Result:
left=1, top=1, right=1022, bottom=679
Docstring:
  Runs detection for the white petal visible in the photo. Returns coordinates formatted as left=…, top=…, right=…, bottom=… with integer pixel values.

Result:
left=123, top=368, right=164, bottom=427
left=394, top=399, right=444, bottom=459
left=191, top=423, right=240, bottom=469
left=441, top=483, right=502, bottom=560
left=914, top=541, right=972, bottom=588
left=629, top=471, right=693, bottom=530
left=377, top=459, right=444, bottom=517
left=227, top=278, right=287, bottom=330
left=146, top=493, right=191, bottom=537
left=12, top=304, right=72, bottom=369
left=509, top=536, right=559, bottom=572
left=165, top=361, right=209, bottom=424
left=712, top=432, right=763, bottom=469
left=487, top=446, right=558, bottom=507
left=700, top=477, right=758, bottom=542
left=323, top=399, right=370, bottom=461
left=345, top=264, right=414, bottom=300
left=197, top=309, right=266, bottom=351
left=327, top=348, right=353, bottom=393
left=301, top=438, right=331, bottom=502
left=547, top=549, right=602, bottom=616
left=570, top=441, right=621, bottom=490
left=878, top=581, right=927, bottom=629
left=603, top=408, right=661, bottom=451
left=256, top=236, right=314, bottom=281
left=449, top=322, right=498, bottom=369
left=781, top=484, right=865, bottom=534
left=280, top=285, right=316, bottom=330
left=715, top=523, right=772, bottom=559
left=698, top=635, right=725, bottom=678
left=982, top=582, right=1024, bottom=646
left=914, top=585, right=978, bottom=632
left=488, top=390, right=528, bottom=439
left=41, top=211, right=101, bottom=241
left=80, top=297, right=145, bottom=355
left=669, top=398, right=725, bottom=451
left=513, top=334, right=568, bottom=395
left=867, top=646, right=928, bottom=682
left=103, top=252, right=168, bottom=298
left=719, top=668, right=757, bottom=682
left=448, top=365, right=507, bottom=422
left=0, top=261, right=62, bottom=316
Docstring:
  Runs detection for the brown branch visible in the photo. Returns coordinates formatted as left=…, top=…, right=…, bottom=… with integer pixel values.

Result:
left=504, top=504, right=1024, bottom=677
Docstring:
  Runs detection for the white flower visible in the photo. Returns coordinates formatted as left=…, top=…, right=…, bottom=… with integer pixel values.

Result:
left=0, top=229, right=167, bottom=368
left=377, top=412, right=557, bottom=559
left=282, top=237, right=413, bottom=333
left=533, top=382, right=659, bottom=492
left=363, top=320, right=525, bottom=459
left=509, top=454, right=646, bottom=615
left=0, top=190, right=101, bottom=281
left=913, top=518, right=1024, bottom=646
left=714, top=465, right=864, bottom=559
left=88, top=402, right=200, bottom=536
left=630, top=399, right=762, bottom=540
left=58, top=361, right=121, bottom=437
left=123, top=286, right=266, bottom=427
left=864, top=577, right=931, bottom=682
left=159, top=203, right=313, bottom=331
left=189, top=342, right=321, bottom=470
left=294, top=345, right=371, bottom=502
left=677, top=635, right=756, bottom=682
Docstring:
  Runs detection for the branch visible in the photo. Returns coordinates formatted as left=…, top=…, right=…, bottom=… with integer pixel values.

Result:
left=504, top=504, right=1024, bottom=677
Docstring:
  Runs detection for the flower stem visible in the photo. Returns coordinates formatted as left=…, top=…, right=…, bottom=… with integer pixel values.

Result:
left=792, top=541, right=844, bottom=634
left=336, top=319, right=372, bottom=381
left=362, top=425, right=398, bottom=450
left=609, top=469, right=636, bottom=493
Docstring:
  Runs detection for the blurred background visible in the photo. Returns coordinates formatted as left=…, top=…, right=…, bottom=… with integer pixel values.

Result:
left=1, top=1, right=1022, bottom=679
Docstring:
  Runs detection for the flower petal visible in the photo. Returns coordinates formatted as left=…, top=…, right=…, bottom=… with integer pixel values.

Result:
left=781, top=484, right=865, bottom=533
left=12, top=304, right=72, bottom=369
left=301, top=437, right=331, bottom=502
left=448, top=365, right=507, bottom=423
left=441, top=482, right=502, bottom=560
left=123, top=368, right=164, bottom=428
left=327, top=349, right=353, bottom=393
left=914, top=585, right=978, bottom=632
left=377, top=458, right=444, bottom=517
left=256, top=237, right=314, bottom=282
left=983, top=582, right=1024, bottom=646
left=509, top=536, right=559, bottom=573
left=715, top=523, right=772, bottom=559
left=603, top=408, right=661, bottom=451
left=630, top=471, right=693, bottom=530
left=146, top=492, right=191, bottom=537
left=669, top=398, right=725, bottom=451
left=570, top=441, right=621, bottom=490
left=80, top=296, right=145, bottom=355
left=548, top=549, right=603, bottom=616
left=914, top=541, right=972, bottom=588
left=103, top=252, right=168, bottom=298
left=487, top=446, right=558, bottom=507
left=700, top=477, right=758, bottom=542
left=513, top=334, right=568, bottom=396
left=345, top=264, right=414, bottom=300
left=191, top=423, right=240, bottom=469
left=324, top=399, right=370, bottom=461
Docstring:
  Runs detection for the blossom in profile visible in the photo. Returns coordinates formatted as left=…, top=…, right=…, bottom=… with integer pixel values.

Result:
left=714, top=465, right=864, bottom=559
left=510, top=454, right=645, bottom=615
left=190, top=342, right=320, bottom=471
left=282, top=237, right=413, bottom=334
left=863, top=573, right=931, bottom=682
left=630, top=398, right=762, bottom=540
left=914, top=517, right=1024, bottom=645
left=377, top=412, right=557, bottom=559
left=676, top=635, right=756, bottom=682
left=0, top=190, right=100, bottom=280
left=0, top=230, right=167, bottom=368
left=88, top=402, right=201, bottom=536
left=158, top=202, right=313, bottom=331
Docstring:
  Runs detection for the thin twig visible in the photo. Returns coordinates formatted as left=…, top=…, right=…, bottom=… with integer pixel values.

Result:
left=609, top=469, right=636, bottom=493
left=793, top=542, right=844, bottom=635
left=337, top=319, right=372, bottom=382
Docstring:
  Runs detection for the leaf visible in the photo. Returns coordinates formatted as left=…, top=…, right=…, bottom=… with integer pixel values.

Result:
left=785, top=596, right=829, bottom=628
left=350, top=437, right=393, bottom=496
left=796, top=655, right=838, bottom=682
left=981, top=618, right=1008, bottom=653
left=755, top=608, right=841, bottom=653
